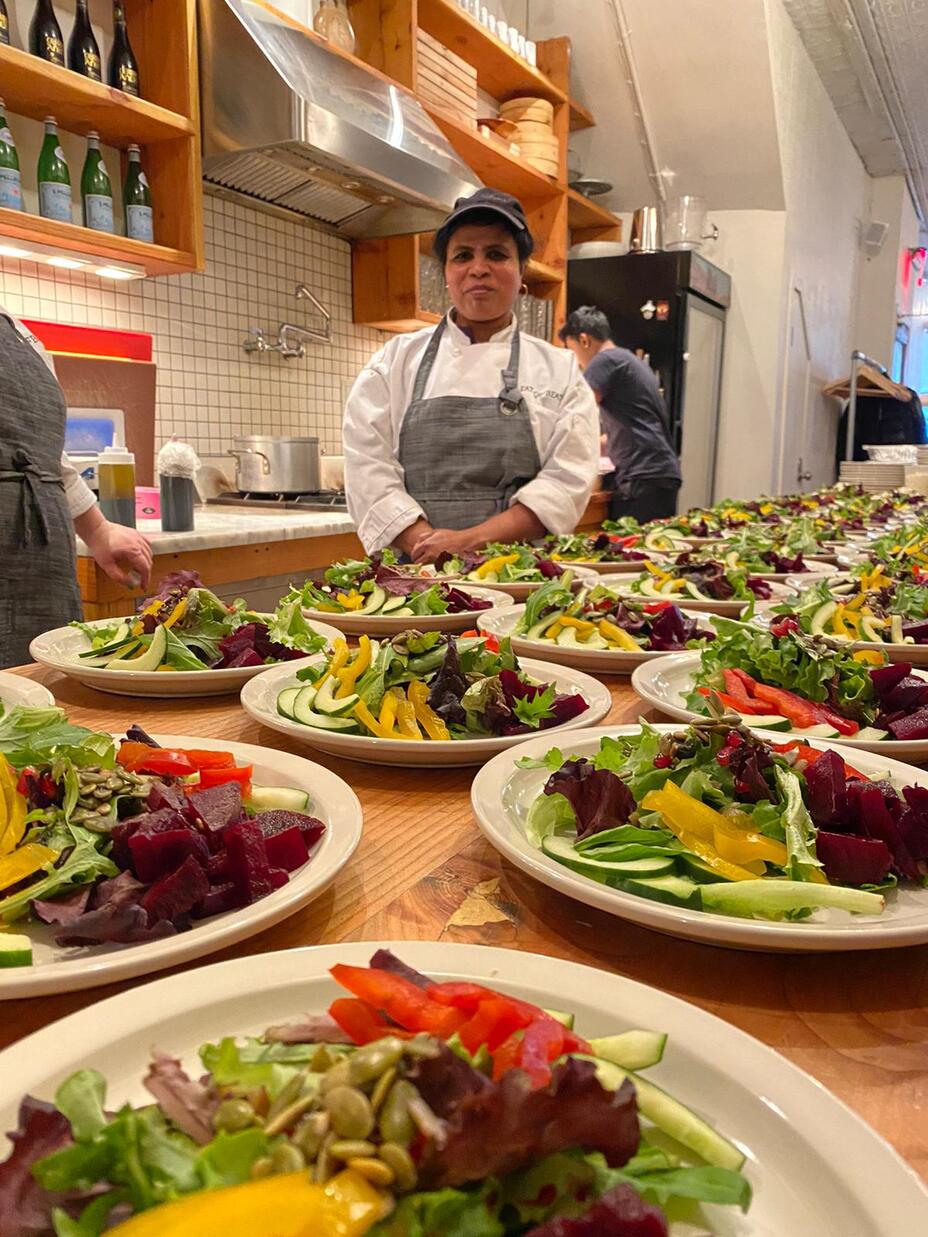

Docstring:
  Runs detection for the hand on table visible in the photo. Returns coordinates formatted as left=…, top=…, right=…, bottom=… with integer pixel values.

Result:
left=409, top=527, right=478, bottom=563
left=84, top=519, right=153, bottom=590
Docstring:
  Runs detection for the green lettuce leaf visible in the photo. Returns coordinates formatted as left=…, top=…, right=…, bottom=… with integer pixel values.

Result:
left=266, top=597, right=328, bottom=655
left=774, top=766, right=824, bottom=881
left=162, top=626, right=212, bottom=671
left=369, top=1182, right=504, bottom=1237
left=525, top=790, right=575, bottom=847
left=0, top=826, right=117, bottom=922
left=195, top=1129, right=271, bottom=1189
left=0, top=707, right=112, bottom=768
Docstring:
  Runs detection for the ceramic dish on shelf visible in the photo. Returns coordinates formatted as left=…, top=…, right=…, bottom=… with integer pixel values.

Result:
left=472, top=724, right=928, bottom=952
left=476, top=604, right=716, bottom=675
left=0, top=941, right=924, bottom=1233
left=631, top=651, right=928, bottom=762
left=0, top=734, right=362, bottom=999
left=595, top=575, right=793, bottom=617
left=0, top=670, right=54, bottom=709
left=28, top=617, right=343, bottom=698
left=240, top=656, right=612, bottom=767
left=300, top=586, right=513, bottom=636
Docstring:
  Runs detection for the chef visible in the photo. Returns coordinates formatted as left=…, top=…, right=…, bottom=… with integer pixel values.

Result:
left=343, top=189, right=600, bottom=560
left=0, top=309, right=152, bottom=669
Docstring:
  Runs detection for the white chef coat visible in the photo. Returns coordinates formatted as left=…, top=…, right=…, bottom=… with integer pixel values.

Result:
left=343, top=313, right=600, bottom=554
left=0, top=309, right=96, bottom=518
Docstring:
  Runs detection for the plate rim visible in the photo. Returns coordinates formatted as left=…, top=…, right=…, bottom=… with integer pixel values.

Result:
left=0, top=733, right=363, bottom=997
left=0, top=670, right=55, bottom=709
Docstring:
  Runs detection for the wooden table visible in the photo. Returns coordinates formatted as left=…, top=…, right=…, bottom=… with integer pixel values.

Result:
left=5, top=662, right=928, bottom=1185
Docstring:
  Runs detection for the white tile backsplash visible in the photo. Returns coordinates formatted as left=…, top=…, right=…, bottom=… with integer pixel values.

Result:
left=0, top=195, right=387, bottom=458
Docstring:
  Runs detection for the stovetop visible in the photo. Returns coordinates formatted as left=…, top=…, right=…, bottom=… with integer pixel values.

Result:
left=208, top=490, right=348, bottom=512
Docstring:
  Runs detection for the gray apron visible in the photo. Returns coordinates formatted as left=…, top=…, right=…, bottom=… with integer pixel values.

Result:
left=397, top=318, right=541, bottom=529
left=0, top=315, right=83, bottom=669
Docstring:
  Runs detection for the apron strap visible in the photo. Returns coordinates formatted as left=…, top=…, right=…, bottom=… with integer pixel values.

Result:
left=0, top=449, right=64, bottom=548
left=410, top=318, right=448, bottom=403
left=498, top=326, right=525, bottom=415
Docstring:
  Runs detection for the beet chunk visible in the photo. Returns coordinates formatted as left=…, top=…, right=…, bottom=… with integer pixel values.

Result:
left=128, top=819, right=209, bottom=883
left=816, top=831, right=893, bottom=885
left=186, top=782, right=245, bottom=844
left=224, top=820, right=276, bottom=904
left=252, top=810, right=326, bottom=849
left=264, top=826, right=309, bottom=872
left=804, top=750, right=848, bottom=828
left=193, top=881, right=244, bottom=918
left=887, top=706, right=928, bottom=742
left=141, top=855, right=210, bottom=924
left=846, top=783, right=919, bottom=879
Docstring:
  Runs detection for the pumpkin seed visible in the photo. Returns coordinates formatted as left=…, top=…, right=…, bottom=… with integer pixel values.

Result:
left=271, top=1142, right=306, bottom=1174
left=213, top=1098, right=256, bottom=1133
left=263, top=1092, right=317, bottom=1137
left=328, top=1138, right=377, bottom=1161
left=314, top=1132, right=336, bottom=1184
left=370, top=1066, right=397, bottom=1115
left=378, top=1079, right=417, bottom=1146
left=348, top=1156, right=394, bottom=1187
left=378, top=1142, right=417, bottom=1192
left=323, top=1085, right=375, bottom=1140
left=319, top=1058, right=352, bottom=1094
left=249, top=1156, right=274, bottom=1180
left=293, top=1111, right=329, bottom=1160
left=347, top=1038, right=404, bottom=1087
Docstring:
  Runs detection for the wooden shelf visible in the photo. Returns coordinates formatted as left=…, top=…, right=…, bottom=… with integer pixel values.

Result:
left=417, top=0, right=566, bottom=104
left=525, top=257, right=564, bottom=284
left=567, top=187, right=621, bottom=233
left=425, top=107, right=560, bottom=201
left=569, top=97, right=595, bottom=131
left=0, top=44, right=194, bottom=147
left=0, top=207, right=198, bottom=277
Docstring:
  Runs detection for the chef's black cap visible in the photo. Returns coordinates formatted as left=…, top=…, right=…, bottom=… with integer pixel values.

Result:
left=434, top=189, right=535, bottom=263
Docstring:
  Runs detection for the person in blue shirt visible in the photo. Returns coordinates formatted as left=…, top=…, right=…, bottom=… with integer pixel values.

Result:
left=561, top=305, right=681, bottom=522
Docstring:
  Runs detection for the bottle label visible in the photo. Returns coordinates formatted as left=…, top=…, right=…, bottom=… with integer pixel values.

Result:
left=85, top=193, right=114, bottom=233
left=118, top=65, right=139, bottom=94
left=39, top=181, right=71, bottom=222
left=0, top=167, right=22, bottom=211
left=44, top=35, right=64, bottom=63
left=81, top=48, right=101, bottom=78
left=126, top=203, right=153, bottom=243
left=54, top=145, right=65, bottom=161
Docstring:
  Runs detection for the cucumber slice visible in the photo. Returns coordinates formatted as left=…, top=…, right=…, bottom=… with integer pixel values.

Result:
left=292, top=684, right=358, bottom=731
left=638, top=579, right=660, bottom=597
left=891, top=614, right=904, bottom=644
left=0, top=933, right=33, bottom=968
left=314, top=676, right=360, bottom=716
left=591, top=1058, right=745, bottom=1171
left=860, top=617, right=886, bottom=643
left=247, top=786, right=310, bottom=812
left=589, top=1030, right=668, bottom=1071
left=743, top=714, right=791, bottom=731
left=276, top=686, right=302, bottom=720
left=120, top=623, right=168, bottom=672
left=677, top=854, right=735, bottom=884
left=526, top=615, right=560, bottom=640
left=77, top=639, right=144, bottom=667
left=555, top=627, right=581, bottom=647
left=358, top=585, right=387, bottom=614
left=381, top=595, right=408, bottom=614
left=393, top=607, right=415, bottom=617
left=853, top=726, right=889, bottom=741
left=810, top=601, right=837, bottom=635
left=292, top=685, right=321, bottom=725
left=77, top=622, right=132, bottom=659
left=543, top=1008, right=576, bottom=1030
left=792, top=723, right=840, bottom=738
left=700, top=878, right=884, bottom=919
left=684, top=581, right=709, bottom=600
left=541, top=836, right=676, bottom=882
left=613, top=872, right=702, bottom=909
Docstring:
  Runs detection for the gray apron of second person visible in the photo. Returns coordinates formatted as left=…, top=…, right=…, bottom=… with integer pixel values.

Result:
left=0, top=315, right=83, bottom=669
left=397, top=319, right=541, bottom=529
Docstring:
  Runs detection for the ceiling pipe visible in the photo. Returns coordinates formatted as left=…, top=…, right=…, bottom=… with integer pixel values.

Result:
left=605, top=0, right=669, bottom=203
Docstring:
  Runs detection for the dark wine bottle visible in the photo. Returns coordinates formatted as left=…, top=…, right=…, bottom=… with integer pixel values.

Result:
left=107, top=2, right=140, bottom=96
left=67, top=0, right=102, bottom=80
left=0, top=0, right=10, bottom=47
left=29, top=0, right=65, bottom=65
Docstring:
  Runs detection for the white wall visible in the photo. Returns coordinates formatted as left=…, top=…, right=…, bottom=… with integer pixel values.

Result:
left=855, top=176, right=920, bottom=366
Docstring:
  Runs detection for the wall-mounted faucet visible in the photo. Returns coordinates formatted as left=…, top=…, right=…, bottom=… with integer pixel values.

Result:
left=242, top=283, right=332, bottom=361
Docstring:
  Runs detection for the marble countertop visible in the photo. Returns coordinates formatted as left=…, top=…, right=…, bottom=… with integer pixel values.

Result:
left=76, top=505, right=357, bottom=557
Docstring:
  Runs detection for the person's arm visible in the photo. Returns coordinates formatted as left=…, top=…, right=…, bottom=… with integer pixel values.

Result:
left=342, top=356, right=431, bottom=555
left=409, top=504, right=543, bottom=562
left=73, top=502, right=153, bottom=589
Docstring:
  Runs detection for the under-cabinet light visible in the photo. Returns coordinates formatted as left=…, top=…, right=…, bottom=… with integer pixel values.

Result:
left=0, top=243, right=33, bottom=259
left=0, top=236, right=145, bottom=281
left=47, top=256, right=86, bottom=269
left=96, top=265, right=140, bottom=280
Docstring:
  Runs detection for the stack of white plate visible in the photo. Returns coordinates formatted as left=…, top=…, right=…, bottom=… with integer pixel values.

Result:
left=918, top=446, right=928, bottom=466
left=839, top=461, right=906, bottom=491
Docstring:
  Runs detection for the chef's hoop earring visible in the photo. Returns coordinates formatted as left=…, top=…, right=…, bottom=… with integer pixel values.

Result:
left=520, top=282, right=529, bottom=295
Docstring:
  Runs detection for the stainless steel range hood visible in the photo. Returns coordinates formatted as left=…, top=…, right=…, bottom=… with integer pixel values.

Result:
left=199, top=0, right=480, bottom=238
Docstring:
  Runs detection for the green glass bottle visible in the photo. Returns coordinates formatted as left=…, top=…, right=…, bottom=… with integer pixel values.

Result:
left=0, top=99, right=22, bottom=212
left=81, top=131, right=114, bottom=233
left=123, top=143, right=153, bottom=242
left=37, top=117, right=72, bottom=223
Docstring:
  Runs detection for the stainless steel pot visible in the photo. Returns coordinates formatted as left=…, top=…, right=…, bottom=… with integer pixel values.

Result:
left=629, top=206, right=662, bottom=253
left=228, top=435, right=321, bottom=493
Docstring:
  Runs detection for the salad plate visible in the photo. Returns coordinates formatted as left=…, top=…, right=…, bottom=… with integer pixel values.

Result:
left=29, top=616, right=343, bottom=698
left=472, top=724, right=928, bottom=951
left=0, top=941, right=925, bottom=1234
left=301, top=585, right=513, bottom=635
left=0, top=733, right=362, bottom=997
left=477, top=603, right=716, bottom=675
left=0, top=670, right=53, bottom=709
left=631, top=652, right=928, bottom=762
left=441, top=565, right=599, bottom=601
left=597, top=574, right=792, bottom=617
left=241, top=655, right=612, bottom=766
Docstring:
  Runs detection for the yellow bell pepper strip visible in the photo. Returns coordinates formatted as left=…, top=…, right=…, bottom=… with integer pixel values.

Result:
left=352, top=699, right=395, bottom=739
left=0, top=843, right=58, bottom=894
left=557, top=616, right=596, bottom=633
left=107, top=1169, right=389, bottom=1237
left=316, top=640, right=350, bottom=691
left=335, top=590, right=364, bottom=611
left=831, top=604, right=850, bottom=639
left=853, top=649, right=885, bottom=665
left=336, top=636, right=371, bottom=698
left=644, top=560, right=670, bottom=581
left=162, top=597, right=188, bottom=629
left=396, top=688, right=423, bottom=739
left=598, top=618, right=641, bottom=651
left=845, top=592, right=867, bottom=612
left=0, top=756, right=26, bottom=855
left=407, top=680, right=451, bottom=740
left=713, top=810, right=790, bottom=867
left=641, top=784, right=765, bottom=880
left=475, top=552, right=519, bottom=579
left=544, top=620, right=564, bottom=638
left=378, top=691, right=400, bottom=735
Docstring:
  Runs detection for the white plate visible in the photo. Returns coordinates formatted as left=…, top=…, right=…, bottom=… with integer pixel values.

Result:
left=752, top=608, right=928, bottom=668
left=28, top=618, right=344, bottom=698
left=240, top=656, right=613, bottom=766
left=550, top=556, right=667, bottom=574
left=782, top=571, right=853, bottom=594
left=477, top=604, right=717, bottom=675
left=472, top=724, right=928, bottom=952
left=452, top=565, right=600, bottom=601
left=596, top=575, right=792, bottom=617
left=0, top=734, right=362, bottom=998
left=631, top=651, right=928, bottom=763
left=302, top=585, right=513, bottom=635
left=0, top=941, right=924, bottom=1233
left=0, top=670, right=54, bottom=709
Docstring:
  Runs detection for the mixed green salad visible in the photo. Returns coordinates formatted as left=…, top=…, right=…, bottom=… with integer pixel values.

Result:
left=623, top=561, right=772, bottom=604
left=522, top=719, right=928, bottom=918
left=542, top=533, right=651, bottom=566
left=433, top=543, right=566, bottom=586
left=512, top=578, right=714, bottom=654
left=276, top=632, right=589, bottom=740
left=296, top=552, right=491, bottom=618
left=0, top=948, right=751, bottom=1236
left=772, top=568, right=928, bottom=647
left=70, top=574, right=326, bottom=672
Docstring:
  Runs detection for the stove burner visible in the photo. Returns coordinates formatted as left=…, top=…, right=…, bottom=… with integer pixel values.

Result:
left=208, top=490, right=349, bottom=512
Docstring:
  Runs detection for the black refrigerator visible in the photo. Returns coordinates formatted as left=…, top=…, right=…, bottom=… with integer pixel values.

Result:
left=568, top=251, right=731, bottom=511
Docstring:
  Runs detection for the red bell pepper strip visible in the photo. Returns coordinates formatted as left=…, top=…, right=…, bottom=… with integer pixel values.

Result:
left=772, top=742, right=868, bottom=780
left=727, top=667, right=759, bottom=692
left=330, top=965, right=465, bottom=1037
left=175, top=749, right=236, bottom=770
left=483, top=634, right=500, bottom=654
left=328, top=997, right=414, bottom=1045
left=514, top=1019, right=565, bottom=1088
left=696, top=687, right=771, bottom=716
left=752, top=683, right=859, bottom=735
left=643, top=601, right=673, bottom=613
left=192, top=765, right=254, bottom=794
left=427, top=981, right=590, bottom=1054
left=118, top=744, right=196, bottom=777
left=722, top=668, right=759, bottom=707
left=457, top=997, right=533, bottom=1054
left=491, top=1034, right=523, bottom=1080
